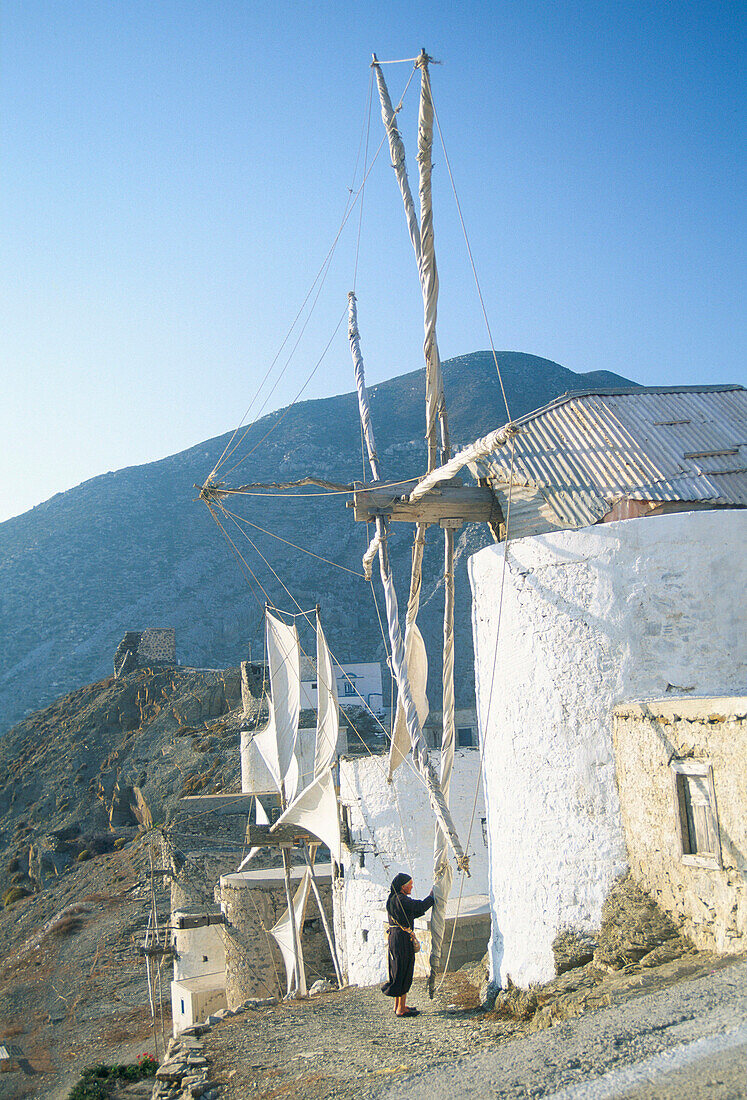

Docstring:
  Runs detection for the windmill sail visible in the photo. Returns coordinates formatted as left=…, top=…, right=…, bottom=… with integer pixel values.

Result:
left=270, top=613, right=342, bottom=861
left=271, top=768, right=341, bottom=864
left=270, top=869, right=311, bottom=995
left=314, top=618, right=339, bottom=777
left=388, top=621, right=429, bottom=779
left=372, top=53, right=462, bottom=993
left=237, top=796, right=270, bottom=871
left=253, top=611, right=300, bottom=794
left=347, top=291, right=467, bottom=872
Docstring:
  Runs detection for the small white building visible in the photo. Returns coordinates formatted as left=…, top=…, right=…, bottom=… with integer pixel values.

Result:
left=300, top=658, right=384, bottom=714
left=170, top=916, right=227, bottom=1034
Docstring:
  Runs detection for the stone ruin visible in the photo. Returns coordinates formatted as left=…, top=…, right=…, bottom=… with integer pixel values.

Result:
left=113, top=628, right=176, bottom=678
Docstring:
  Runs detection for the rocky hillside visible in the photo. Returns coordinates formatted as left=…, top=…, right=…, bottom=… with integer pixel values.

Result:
left=0, top=667, right=245, bottom=889
left=0, top=352, right=636, bottom=733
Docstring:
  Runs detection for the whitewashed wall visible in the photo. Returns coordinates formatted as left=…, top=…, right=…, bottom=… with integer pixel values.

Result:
left=469, top=509, right=747, bottom=988
left=172, top=919, right=226, bottom=983
left=335, top=750, right=489, bottom=987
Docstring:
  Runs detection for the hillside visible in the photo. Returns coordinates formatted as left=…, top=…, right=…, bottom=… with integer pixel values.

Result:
left=0, top=351, right=637, bottom=732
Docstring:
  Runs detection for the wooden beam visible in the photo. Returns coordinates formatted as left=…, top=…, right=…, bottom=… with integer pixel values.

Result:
left=178, top=794, right=265, bottom=816
left=139, top=944, right=176, bottom=958
left=174, top=913, right=227, bottom=930
left=245, top=823, right=318, bottom=847
left=349, top=480, right=498, bottom=525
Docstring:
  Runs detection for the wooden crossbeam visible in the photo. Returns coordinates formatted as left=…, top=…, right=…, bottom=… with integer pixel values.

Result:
left=138, top=944, right=176, bottom=958
left=178, top=794, right=263, bottom=816
left=349, top=479, right=498, bottom=525
left=174, top=913, right=227, bottom=930
left=246, top=823, right=319, bottom=847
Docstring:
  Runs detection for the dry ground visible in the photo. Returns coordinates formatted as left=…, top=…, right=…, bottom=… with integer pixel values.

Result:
left=0, top=836, right=171, bottom=1099
left=202, top=952, right=739, bottom=1100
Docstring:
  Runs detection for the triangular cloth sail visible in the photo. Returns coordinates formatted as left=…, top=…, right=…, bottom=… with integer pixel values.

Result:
left=271, top=767, right=341, bottom=864
left=253, top=612, right=300, bottom=792
left=236, top=796, right=270, bottom=871
left=270, top=870, right=311, bottom=995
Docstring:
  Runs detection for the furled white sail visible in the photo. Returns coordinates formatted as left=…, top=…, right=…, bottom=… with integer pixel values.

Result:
left=429, top=527, right=456, bottom=993
left=347, top=292, right=468, bottom=872
left=252, top=612, right=300, bottom=794
left=374, top=54, right=464, bottom=989
left=373, top=53, right=447, bottom=471
left=270, top=869, right=311, bottom=995
left=388, top=621, right=429, bottom=779
left=314, top=619, right=339, bottom=778
left=284, top=753, right=299, bottom=806
left=270, top=767, right=341, bottom=864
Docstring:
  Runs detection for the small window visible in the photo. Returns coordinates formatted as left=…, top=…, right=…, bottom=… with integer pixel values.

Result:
left=457, top=727, right=474, bottom=748
left=671, top=760, right=722, bottom=869
left=202, top=955, right=208, bottom=963
left=358, top=851, right=365, bottom=868
left=343, top=682, right=356, bottom=697
left=180, top=999, right=185, bottom=1014
left=311, top=682, right=317, bottom=690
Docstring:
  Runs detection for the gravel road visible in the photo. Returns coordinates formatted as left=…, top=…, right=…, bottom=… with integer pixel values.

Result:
left=375, top=958, right=746, bottom=1100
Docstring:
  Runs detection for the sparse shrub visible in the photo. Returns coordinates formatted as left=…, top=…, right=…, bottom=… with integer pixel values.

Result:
left=113, top=837, right=127, bottom=850
left=49, top=913, right=84, bottom=937
left=66, top=1054, right=157, bottom=1099
left=75, top=849, right=92, bottom=863
left=3, top=886, right=31, bottom=907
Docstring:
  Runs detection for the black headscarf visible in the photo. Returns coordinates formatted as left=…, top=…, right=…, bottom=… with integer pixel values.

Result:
left=388, top=872, right=412, bottom=897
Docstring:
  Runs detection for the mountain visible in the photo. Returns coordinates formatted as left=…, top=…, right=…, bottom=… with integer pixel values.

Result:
left=0, top=352, right=637, bottom=733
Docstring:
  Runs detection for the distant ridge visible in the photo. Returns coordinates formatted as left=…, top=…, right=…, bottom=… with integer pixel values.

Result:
left=0, top=351, right=637, bottom=732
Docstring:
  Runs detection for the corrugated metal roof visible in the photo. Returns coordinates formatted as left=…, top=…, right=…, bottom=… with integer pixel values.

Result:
left=470, top=385, right=747, bottom=532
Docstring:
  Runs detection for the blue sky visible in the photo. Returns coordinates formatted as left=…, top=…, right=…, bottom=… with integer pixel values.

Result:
left=2, top=1, right=744, bottom=522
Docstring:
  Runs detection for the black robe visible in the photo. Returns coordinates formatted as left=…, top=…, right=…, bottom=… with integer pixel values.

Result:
left=381, top=889, right=434, bottom=998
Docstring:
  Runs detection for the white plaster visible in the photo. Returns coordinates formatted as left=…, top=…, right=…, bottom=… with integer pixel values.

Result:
left=171, top=917, right=226, bottom=983
left=170, top=975, right=226, bottom=1035
left=469, top=509, right=747, bottom=988
left=335, top=750, right=489, bottom=987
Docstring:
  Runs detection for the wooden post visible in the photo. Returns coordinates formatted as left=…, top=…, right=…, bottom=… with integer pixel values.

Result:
left=303, top=844, right=343, bottom=988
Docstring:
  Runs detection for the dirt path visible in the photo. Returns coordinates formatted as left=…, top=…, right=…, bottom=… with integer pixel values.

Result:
left=202, top=955, right=745, bottom=1100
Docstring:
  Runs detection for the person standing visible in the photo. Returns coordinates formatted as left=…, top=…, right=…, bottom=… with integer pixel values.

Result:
left=381, top=872, right=434, bottom=1017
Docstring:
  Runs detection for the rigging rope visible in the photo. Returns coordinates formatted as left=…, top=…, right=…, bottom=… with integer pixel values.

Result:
left=206, top=68, right=419, bottom=487
left=430, top=94, right=513, bottom=426
left=220, top=506, right=366, bottom=579
left=208, top=76, right=377, bottom=484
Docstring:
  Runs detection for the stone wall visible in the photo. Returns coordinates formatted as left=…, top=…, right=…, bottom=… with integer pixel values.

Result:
left=469, top=509, right=747, bottom=988
left=613, top=697, right=747, bottom=954
left=218, top=866, right=336, bottom=1007
left=335, top=751, right=489, bottom=988
left=113, top=628, right=175, bottom=676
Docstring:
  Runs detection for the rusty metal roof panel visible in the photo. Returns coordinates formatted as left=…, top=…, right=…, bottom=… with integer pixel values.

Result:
left=471, top=385, right=747, bottom=526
